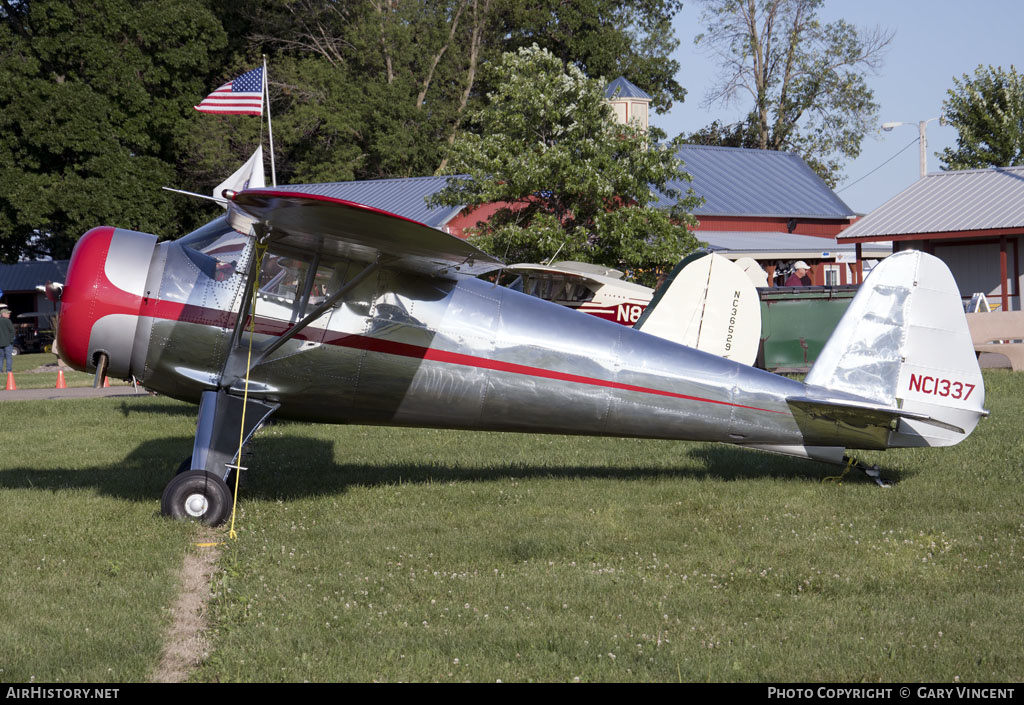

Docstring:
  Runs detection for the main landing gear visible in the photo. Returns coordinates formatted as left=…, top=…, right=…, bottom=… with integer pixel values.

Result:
left=161, top=471, right=233, bottom=526
left=160, top=390, right=279, bottom=526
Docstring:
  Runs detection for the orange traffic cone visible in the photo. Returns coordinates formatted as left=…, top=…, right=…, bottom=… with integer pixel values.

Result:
left=5, top=372, right=15, bottom=391
left=55, top=369, right=66, bottom=389
left=103, top=376, right=110, bottom=388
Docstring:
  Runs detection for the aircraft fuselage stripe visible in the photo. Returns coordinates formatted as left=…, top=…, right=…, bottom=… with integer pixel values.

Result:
left=322, top=332, right=784, bottom=414
left=132, top=298, right=783, bottom=415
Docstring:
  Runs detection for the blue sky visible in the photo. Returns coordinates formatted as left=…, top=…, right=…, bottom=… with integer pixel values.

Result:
left=652, top=0, right=1023, bottom=215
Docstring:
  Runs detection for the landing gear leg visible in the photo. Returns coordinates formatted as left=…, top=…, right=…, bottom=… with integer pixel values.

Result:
left=162, top=390, right=279, bottom=525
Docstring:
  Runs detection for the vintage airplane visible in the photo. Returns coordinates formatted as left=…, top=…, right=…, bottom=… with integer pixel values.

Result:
left=504, top=260, right=654, bottom=325
left=54, top=189, right=987, bottom=525
left=505, top=253, right=763, bottom=366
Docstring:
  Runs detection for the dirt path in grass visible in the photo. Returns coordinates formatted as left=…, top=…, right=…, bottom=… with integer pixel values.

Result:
left=150, top=529, right=222, bottom=683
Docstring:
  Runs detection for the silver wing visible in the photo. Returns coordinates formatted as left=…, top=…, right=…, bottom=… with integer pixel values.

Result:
left=228, top=190, right=503, bottom=279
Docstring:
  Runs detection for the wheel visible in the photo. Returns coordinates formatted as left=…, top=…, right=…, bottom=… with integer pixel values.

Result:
left=176, top=456, right=240, bottom=490
left=160, top=471, right=232, bottom=526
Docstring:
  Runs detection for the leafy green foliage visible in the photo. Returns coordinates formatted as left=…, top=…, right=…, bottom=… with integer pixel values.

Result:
left=691, top=0, right=892, bottom=187
left=685, top=115, right=761, bottom=149
left=0, top=0, right=229, bottom=260
left=236, top=0, right=687, bottom=182
left=0, top=0, right=689, bottom=261
left=494, top=0, right=686, bottom=113
left=432, top=46, right=700, bottom=283
left=939, top=64, right=1024, bottom=171
left=232, top=0, right=492, bottom=181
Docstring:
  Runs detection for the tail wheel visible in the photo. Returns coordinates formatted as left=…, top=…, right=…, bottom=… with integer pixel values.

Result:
left=161, top=471, right=232, bottom=526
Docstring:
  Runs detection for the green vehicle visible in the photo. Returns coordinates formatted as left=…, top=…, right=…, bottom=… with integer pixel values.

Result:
left=640, top=250, right=859, bottom=373
left=756, top=285, right=858, bottom=372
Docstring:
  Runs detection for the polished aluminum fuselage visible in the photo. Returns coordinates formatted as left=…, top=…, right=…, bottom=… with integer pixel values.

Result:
left=128, top=237, right=870, bottom=450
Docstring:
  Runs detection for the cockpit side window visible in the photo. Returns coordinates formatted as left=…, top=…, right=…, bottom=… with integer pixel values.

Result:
left=255, top=246, right=358, bottom=324
left=257, top=250, right=309, bottom=322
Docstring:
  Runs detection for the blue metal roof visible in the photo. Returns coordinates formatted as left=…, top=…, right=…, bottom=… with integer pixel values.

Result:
left=604, top=77, right=651, bottom=101
left=659, top=145, right=855, bottom=220
left=272, top=175, right=463, bottom=229
left=268, top=146, right=852, bottom=230
left=0, top=260, right=68, bottom=293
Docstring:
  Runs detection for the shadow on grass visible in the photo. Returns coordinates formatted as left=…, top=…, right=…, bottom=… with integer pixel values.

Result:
left=0, top=432, right=884, bottom=508
left=117, top=400, right=199, bottom=418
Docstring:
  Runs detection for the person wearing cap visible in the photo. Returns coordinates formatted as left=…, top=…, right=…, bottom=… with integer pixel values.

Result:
left=785, top=261, right=812, bottom=287
left=0, top=306, right=15, bottom=375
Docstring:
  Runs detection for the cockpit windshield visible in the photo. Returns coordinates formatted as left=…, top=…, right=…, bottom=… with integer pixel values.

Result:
left=521, top=275, right=595, bottom=303
left=177, top=216, right=248, bottom=281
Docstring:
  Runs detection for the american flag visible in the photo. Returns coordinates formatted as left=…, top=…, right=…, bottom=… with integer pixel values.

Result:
left=194, top=67, right=264, bottom=116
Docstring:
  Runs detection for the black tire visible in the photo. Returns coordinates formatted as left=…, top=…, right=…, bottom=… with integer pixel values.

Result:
left=177, top=456, right=240, bottom=490
left=160, top=471, right=232, bottom=526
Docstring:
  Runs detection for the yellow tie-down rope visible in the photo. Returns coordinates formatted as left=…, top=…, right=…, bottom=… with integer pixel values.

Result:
left=822, top=455, right=857, bottom=485
left=227, top=242, right=269, bottom=540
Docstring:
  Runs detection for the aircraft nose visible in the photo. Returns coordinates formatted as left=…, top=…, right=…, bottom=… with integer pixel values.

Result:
left=57, top=226, right=158, bottom=377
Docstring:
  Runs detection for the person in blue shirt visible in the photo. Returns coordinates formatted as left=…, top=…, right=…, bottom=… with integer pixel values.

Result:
left=0, top=306, right=15, bottom=374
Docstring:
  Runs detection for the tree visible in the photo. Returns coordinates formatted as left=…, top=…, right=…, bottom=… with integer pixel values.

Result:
left=240, top=0, right=688, bottom=183
left=684, top=116, right=760, bottom=149
left=495, top=0, right=686, bottom=114
left=939, top=64, right=1024, bottom=171
left=431, top=46, right=700, bottom=284
left=0, top=0, right=693, bottom=260
left=0, top=0, right=228, bottom=260
left=239, top=0, right=497, bottom=181
left=692, top=0, right=893, bottom=187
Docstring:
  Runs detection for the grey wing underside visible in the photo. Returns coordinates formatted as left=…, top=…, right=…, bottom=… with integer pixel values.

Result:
left=227, top=189, right=504, bottom=279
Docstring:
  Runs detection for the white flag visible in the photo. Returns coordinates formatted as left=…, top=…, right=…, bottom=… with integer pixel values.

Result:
left=213, top=146, right=265, bottom=204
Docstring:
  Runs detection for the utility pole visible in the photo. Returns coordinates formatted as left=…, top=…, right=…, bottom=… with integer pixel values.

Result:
left=882, top=118, right=942, bottom=179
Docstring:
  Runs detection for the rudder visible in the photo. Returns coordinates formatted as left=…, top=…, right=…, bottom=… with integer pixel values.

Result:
left=635, top=251, right=761, bottom=366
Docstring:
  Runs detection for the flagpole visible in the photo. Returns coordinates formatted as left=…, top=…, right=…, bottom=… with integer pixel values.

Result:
left=263, top=55, right=277, bottom=186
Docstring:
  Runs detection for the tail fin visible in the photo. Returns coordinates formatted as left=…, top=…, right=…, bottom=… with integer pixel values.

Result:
left=635, top=251, right=761, bottom=366
left=805, top=251, right=986, bottom=448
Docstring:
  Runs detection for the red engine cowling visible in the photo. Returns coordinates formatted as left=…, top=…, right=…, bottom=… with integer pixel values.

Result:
left=58, top=226, right=158, bottom=378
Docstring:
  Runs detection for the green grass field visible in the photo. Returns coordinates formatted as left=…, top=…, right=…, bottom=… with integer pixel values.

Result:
left=1, top=371, right=1022, bottom=682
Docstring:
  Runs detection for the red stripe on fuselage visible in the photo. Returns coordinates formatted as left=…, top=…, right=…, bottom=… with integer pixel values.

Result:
left=318, top=331, right=783, bottom=413
left=137, top=297, right=784, bottom=415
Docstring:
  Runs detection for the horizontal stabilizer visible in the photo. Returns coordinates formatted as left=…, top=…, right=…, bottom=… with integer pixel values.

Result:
left=787, top=395, right=967, bottom=442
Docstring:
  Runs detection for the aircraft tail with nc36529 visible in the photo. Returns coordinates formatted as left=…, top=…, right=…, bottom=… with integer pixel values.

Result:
left=50, top=189, right=987, bottom=525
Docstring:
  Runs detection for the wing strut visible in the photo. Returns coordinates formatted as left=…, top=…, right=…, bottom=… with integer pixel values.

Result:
left=245, top=257, right=380, bottom=371
left=218, top=242, right=381, bottom=390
